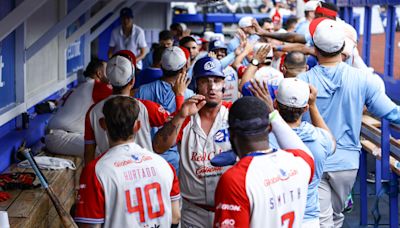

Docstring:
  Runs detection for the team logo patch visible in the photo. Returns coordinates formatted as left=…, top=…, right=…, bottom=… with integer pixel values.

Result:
left=279, top=168, right=290, bottom=180
left=204, top=61, right=216, bottom=70
left=214, top=129, right=229, bottom=143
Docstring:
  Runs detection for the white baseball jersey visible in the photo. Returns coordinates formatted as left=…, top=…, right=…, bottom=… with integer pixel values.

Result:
left=75, top=142, right=180, bottom=228
left=84, top=95, right=173, bottom=156
left=223, top=66, right=239, bottom=102
left=48, top=79, right=111, bottom=133
left=177, top=102, right=232, bottom=207
left=214, top=149, right=314, bottom=228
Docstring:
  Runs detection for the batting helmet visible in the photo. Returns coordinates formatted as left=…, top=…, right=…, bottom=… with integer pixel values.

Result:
left=193, top=56, right=225, bottom=81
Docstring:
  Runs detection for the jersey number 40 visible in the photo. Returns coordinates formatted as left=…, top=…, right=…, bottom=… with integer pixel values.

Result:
left=125, top=182, right=165, bottom=223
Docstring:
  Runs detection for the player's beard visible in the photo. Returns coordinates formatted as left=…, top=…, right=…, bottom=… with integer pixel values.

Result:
left=205, top=101, right=218, bottom=108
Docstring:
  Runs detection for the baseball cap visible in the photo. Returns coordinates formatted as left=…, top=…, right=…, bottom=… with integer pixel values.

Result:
left=193, top=56, right=225, bottom=79
left=120, top=7, right=133, bottom=18
left=107, top=55, right=134, bottom=87
left=276, top=78, right=310, bottom=108
left=310, top=18, right=345, bottom=53
left=238, top=16, right=254, bottom=28
left=304, top=0, right=320, bottom=11
left=113, top=50, right=137, bottom=67
left=203, top=31, right=215, bottom=42
left=161, top=46, right=187, bottom=71
left=209, top=40, right=227, bottom=52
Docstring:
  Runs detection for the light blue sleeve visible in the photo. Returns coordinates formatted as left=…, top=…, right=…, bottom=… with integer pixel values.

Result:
left=383, top=106, right=400, bottom=124
left=220, top=53, right=235, bottom=68
left=317, top=128, right=335, bottom=157
left=227, top=37, right=240, bottom=53
left=365, top=73, right=397, bottom=118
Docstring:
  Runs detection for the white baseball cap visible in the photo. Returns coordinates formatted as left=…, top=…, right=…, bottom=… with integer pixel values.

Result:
left=238, top=16, right=254, bottom=28
left=161, top=46, right=187, bottom=71
left=304, top=0, right=320, bottom=11
left=310, top=18, right=345, bottom=53
left=277, top=78, right=310, bottom=108
left=106, top=55, right=134, bottom=87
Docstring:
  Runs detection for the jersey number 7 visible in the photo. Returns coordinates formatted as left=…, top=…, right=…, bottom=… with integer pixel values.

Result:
left=125, top=182, right=165, bottom=223
left=281, top=211, right=295, bottom=228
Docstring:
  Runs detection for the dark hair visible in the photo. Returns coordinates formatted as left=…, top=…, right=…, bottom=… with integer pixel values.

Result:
left=320, top=2, right=339, bottom=12
left=229, top=97, right=271, bottom=136
left=170, top=23, right=183, bottom=36
left=315, top=43, right=345, bottom=57
left=102, top=96, right=140, bottom=141
left=305, top=11, right=313, bottom=18
left=179, top=36, right=196, bottom=46
left=277, top=102, right=305, bottom=123
left=258, top=17, right=272, bottom=26
left=161, top=68, right=184, bottom=78
left=159, top=30, right=173, bottom=41
left=153, top=46, right=166, bottom=64
left=112, top=78, right=134, bottom=94
left=284, top=51, right=307, bottom=68
left=284, top=16, right=298, bottom=30
left=83, top=58, right=105, bottom=77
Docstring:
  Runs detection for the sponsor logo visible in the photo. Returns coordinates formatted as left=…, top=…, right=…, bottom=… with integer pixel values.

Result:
left=264, top=169, right=298, bottom=187
left=158, top=106, right=168, bottom=114
left=204, top=61, right=216, bottom=70
left=131, top=154, right=153, bottom=163
left=221, top=219, right=235, bottom=226
left=114, top=159, right=133, bottom=167
left=216, top=203, right=241, bottom=211
left=195, top=165, right=223, bottom=177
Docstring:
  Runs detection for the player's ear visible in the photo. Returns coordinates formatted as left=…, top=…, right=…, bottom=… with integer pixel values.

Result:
left=99, top=117, right=107, bottom=131
left=133, top=120, right=141, bottom=133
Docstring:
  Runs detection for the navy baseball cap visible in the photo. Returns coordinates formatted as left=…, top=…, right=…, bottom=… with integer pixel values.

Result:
left=120, top=7, right=133, bottom=18
left=209, top=40, right=227, bottom=52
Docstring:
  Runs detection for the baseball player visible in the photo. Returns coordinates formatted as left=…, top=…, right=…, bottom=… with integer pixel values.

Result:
left=298, top=18, right=400, bottom=227
left=45, top=58, right=111, bottom=157
left=84, top=51, right=185, bottom=164
left=75, top=96, right=181, bottom=227
left=214, top=96, right=314, bottom=228
left=152, top=56, right=232, bottom=227
left=261, top=78, right=335, bottom=228
left=208, top=40, right=239, bottom=102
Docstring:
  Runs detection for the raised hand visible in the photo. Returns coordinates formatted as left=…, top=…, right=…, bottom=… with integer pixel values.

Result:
left=173, top=70, right=190, bottom=96
left=252, top=18, right=265, bottom=35
left=178, top=95, right=206, bottom=118
left=208, top=51, right=217, bottom=59
left=308, top=84, right=318, bottom=106
left=248, top=79, right=274, bottom=112
left=254, top=43, right=271, bottom=63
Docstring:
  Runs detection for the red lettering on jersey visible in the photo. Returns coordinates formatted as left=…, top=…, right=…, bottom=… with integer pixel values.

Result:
left=114, top=159, right=134, bottom=167
left=195, top=166, right=223, bottom=177
left=124, top=167, right=158, bottom=181
left=190, top=151, right=217, bottom=162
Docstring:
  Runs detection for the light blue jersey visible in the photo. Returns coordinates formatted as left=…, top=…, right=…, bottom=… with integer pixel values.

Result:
left=269, top=121, right=334, bottom=221
left=135, top=80, right=194, bottom=173
left=298, top=62, right=399, bottom=171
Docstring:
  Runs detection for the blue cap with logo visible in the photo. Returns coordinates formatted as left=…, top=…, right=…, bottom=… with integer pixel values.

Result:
left=193, top=56, right=225, bottom=80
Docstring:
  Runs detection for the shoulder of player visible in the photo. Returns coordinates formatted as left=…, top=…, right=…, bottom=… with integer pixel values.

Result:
left=222, top=101, right=233, bottom=109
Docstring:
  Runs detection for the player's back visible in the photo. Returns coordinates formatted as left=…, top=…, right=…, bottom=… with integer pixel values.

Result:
left=96, top=142, right=178, bottom=228
left=215, top=149, right=312, bottom=228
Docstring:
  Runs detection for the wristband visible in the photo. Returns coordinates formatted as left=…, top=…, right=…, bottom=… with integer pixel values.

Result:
left=276, top=45, right=283, bottom=52
left=269, top=110, right=279, bottom=122
left=171, top=223, right=179, bottom=228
